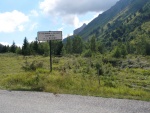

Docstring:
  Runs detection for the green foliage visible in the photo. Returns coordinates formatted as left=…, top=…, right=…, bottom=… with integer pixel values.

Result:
left=0, top=45, right=9, bottom=53
left=72, top=35, right=83, bottom=54
left=90, top=36, right=96, bottom=52
left=0, top=54, right=150, bottom=101
left=33, top=38, right=39, bottom=53
left=74, top=0, right=150, bottom=57
left=22, top=37, right=30, bottom=56
left=16, top=47, right=22, bottom=54
left=10, top=41, right=17, bottom=53
left=112, top=43, right=127, bottom=58
left=78, top=0, right=150, bottom=39
left=65, top=36, right=72, bottom=54
left=97, top=42, right=105, bottom=54
left=103, top=77, right=118, bottom=88
left=113, top=47, right=121, bottom=58
left=95, top=61, right=103, bottom=75
left=51, top=40, right=63, bottom=56
left=134, top=35, right=150, bottom=55
left=22, top=59, right=43, bottom=71
left=120, top=44, right=128, bottom=57
left=102, top=63, right=114, bottom=76
left=38, top=42, right=49, bottom=56
left=82, top=49, right=92, bottom=57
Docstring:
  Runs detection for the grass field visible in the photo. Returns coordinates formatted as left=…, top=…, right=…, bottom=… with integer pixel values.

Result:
left=0, top=53, right=150, bottom=101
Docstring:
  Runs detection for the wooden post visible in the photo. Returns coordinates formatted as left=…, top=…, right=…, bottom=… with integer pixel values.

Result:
left=49, top=40, right=52, bottom=72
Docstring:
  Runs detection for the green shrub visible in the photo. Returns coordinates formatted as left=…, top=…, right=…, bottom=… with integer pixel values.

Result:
left=104, top=80, right=118, bottom=88
left=53, top=58, right=60, bottom=64
left=82, top=49, right=92, bottom=57
left=22, top=60, right=43, bottom=71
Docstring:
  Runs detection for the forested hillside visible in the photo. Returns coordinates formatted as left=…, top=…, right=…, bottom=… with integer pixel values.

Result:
left=97, top=0, right=150, bottom=55
left=79, top=0, right=149, bottom=39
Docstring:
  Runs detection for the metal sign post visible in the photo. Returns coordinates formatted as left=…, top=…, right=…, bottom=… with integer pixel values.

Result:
left=37, top=31, right=62, bottom=72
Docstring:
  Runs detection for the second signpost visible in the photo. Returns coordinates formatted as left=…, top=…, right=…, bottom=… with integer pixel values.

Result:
left=37, top=31, right=62, bottom=72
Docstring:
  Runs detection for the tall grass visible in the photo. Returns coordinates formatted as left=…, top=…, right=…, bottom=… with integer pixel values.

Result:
left=0, top=53, right=150, bottom=101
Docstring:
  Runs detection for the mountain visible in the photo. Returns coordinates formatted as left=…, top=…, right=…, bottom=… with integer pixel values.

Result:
left=78, top=0, right=150, bottom=41
left=73, top=23, right=86, bottom=35
left=63, top=24, right=86, bottom=43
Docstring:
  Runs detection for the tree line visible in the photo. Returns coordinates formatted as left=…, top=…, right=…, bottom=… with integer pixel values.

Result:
left=0, top=37, right=62, bottom=56
left=0, top=34, right=150, bottom=57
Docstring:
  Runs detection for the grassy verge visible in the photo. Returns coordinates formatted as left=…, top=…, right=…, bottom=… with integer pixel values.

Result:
left=0, top=53, right=150, bottom=101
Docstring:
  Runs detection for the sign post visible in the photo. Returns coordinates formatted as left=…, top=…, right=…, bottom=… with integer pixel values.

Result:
left=49, top=40, right=52, bottom=72
left=37, top=31, right=62, bottom=72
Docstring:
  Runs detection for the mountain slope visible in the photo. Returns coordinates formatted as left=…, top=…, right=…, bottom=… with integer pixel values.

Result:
left=99, top=0, right=150, bottom=48
left=78, top=0, right=150, bottom=40
left=74, top=23, right=86, bottom=35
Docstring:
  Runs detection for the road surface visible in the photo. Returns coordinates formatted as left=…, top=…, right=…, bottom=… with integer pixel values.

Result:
left=0, top=90, right=149, bottom=113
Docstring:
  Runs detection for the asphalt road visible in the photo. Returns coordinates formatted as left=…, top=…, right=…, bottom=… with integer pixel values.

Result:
left=0, top=90, right=150, bottom=113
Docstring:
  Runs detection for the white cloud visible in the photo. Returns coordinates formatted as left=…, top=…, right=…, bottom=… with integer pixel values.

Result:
left=39, top=0, right=118, bottom=28
left=30, top=10, right=39, bottom=17
left=74, top=15, right=80, bottom=28
left=0, top=42, right=10, bottom=46
left=29, top=23, right=38, bottom=31
left=0, top=42, right=22, bottom=47
left=18, top=25, right=24, bottom=32
left=73, top=12, right=103, bottom=29
left=39, top=0, right=59, bottom=15
left=61, top=14, right=80, bottom=28
left=39, top=0, right=118, bottom=15
left=0, top=10, right=29, bottom=33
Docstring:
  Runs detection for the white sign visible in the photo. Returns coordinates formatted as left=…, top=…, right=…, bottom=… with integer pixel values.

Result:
left=37, top=31, right=62, bottom=41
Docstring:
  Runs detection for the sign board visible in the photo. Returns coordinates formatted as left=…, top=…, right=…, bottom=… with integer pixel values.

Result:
left=37, top=31, right=62, bottom=41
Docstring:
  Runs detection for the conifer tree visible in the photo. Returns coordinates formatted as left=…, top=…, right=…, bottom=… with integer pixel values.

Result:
left=10, top=41, right=16, bottom=53
left=90, top=36, right=96, bottom=52
left=22, top=37, right=30, bottom=55
left=33, top=37, right=38, bottom=53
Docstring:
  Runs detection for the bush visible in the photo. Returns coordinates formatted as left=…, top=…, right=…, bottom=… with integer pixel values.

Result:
left=82, top=49, right=92, bottom=57
left=112, top=47, right=121, bottom=58
left=103, top=63, right=113, bottom=76
left=22, top=60, right=43, bottom=71
left=53, top=58, right=60, bottom=64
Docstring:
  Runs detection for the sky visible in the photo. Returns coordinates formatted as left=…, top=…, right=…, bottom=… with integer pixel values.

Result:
left=0, top=0, right=119, bottom=47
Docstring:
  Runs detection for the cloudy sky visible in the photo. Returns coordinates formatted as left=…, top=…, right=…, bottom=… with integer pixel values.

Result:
left=0, top=0, right=119, bottom=46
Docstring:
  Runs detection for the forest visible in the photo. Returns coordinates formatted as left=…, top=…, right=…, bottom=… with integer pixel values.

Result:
left=0, top=32, right=150, bottom=58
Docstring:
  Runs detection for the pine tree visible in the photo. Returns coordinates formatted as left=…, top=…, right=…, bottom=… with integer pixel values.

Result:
left=0, top=44, right=4, bottom=53
left=33, top=37, right=38, bottom=53
left=90, top=36, right=96, bottom=52
left=22, top=37, right=30, bottom=55
left=97, top=42, right=104, bottom=54
left=10, top=41, right=16, bottom=53
left=2, top=46, right=8, bottom=53
left=120, top=44, right=127, bottom=58
left=56, top=41, right=63, bottom=55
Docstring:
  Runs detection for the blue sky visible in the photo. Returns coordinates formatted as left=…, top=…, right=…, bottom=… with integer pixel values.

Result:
left=0, top=0, right=118, bottom=47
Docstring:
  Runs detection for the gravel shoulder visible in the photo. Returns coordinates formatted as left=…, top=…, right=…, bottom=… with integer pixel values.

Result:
left=0, top=90, right=150, bottom=113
